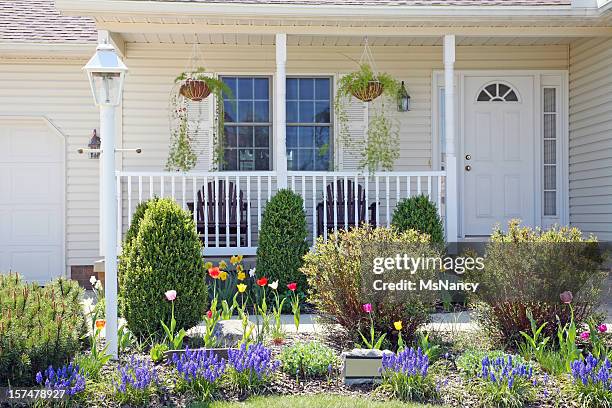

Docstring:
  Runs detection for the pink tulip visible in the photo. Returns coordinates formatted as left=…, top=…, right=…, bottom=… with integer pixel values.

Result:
left=362, top=303, right=372, bottom=313
left=580, top=331, right=590, bottom=340
left=165, top=290, right=177, bottom=301
left=598, top=324, right=607, bottom=333
left=559, top=291, right=573, bottom=304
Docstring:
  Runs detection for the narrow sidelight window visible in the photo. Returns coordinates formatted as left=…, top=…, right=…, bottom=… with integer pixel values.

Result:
left=543, top=87, right=558, bottom=216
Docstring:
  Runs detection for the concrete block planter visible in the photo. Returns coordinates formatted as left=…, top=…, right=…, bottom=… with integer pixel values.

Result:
left=341, top=348, right=394, bottom=385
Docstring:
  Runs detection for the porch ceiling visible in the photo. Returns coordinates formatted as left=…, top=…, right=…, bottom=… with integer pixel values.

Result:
left=119, top=32, right=577, bottom=46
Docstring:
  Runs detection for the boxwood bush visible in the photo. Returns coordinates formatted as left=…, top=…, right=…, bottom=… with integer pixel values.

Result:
left=256, top=189, right=309, bottom=290
left=391, top=195, right=444, bottom=244
left=121, top=198, right=207, bottom=339
left=0, top=273, right=86, bottom=385
left=470, top=220, right=606, bottom=345
left=302, top=225, right=439, bottom=345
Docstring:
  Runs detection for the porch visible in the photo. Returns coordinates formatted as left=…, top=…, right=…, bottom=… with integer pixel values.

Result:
left=116, top=170, right=445, bottom=255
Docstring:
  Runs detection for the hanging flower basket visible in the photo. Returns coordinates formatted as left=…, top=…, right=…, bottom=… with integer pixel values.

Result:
left=179, top=78, right=212, bottom=102
left=351, top=80, right=384, bottom=102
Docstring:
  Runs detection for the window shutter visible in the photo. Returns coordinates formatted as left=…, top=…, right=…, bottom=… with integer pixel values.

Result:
left=186, top=74, right=216, bottom=171
left=336, top=75, right=368, bottom=171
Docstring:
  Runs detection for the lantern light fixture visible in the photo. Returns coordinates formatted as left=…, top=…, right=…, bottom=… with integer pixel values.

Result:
left=83, top=43, right=127, bottom=107
left=397, top=80, right=411, bottom=112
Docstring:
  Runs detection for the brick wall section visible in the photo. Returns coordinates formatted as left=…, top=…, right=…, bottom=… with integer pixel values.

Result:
left=71, top=265, right=95, bottom=289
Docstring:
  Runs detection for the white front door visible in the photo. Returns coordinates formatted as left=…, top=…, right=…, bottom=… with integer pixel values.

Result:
left=463, top=76, right=535, bottom=236
left=0, top=120, right=64, bottom=283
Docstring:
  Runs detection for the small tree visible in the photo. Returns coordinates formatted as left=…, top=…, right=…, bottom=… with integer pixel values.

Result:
left=256, top=189, right=309, bottom=290
left=391, top=195, right=444, bottom=244
left=121, top=198, right=207, bottom=339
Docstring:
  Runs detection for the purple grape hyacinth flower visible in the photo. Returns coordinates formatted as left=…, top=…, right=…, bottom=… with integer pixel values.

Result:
left=227, top=343, right=280, bottom=380
left=114, top=356, right=158, bottom=394
left=35, top=363, right=86, bottom=396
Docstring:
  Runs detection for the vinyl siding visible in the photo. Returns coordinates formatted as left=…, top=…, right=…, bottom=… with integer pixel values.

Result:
left=122, top=43, right=568, bottom=173
left=569, top=37, right=612, bottom=240
left=0, top=57, right=99, bottom=270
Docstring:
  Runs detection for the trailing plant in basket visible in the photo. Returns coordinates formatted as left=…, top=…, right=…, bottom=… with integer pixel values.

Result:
left=335, top=63, right=401, bottom=172
left=167, top=67, right=231, bottom=171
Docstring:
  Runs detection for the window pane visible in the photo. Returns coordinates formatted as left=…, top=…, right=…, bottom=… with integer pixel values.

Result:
left=498, top=84, right=510, bottom=97
left=286, top=127, right=298, bottom=148
left=314, top=101, right=330, bottom=123
left=544, top=165, right=556, bottom=190
left=239, top=149, right=254, bottom=170
left=299, top=78, right=314, bottom=100
left=238, top=101, right=254, bottom=122
left=254, top=126, right=270, bottom=147
left=544, top=191, right=556, bottom=216
left=315, top=126, right=330, bottom=147
left=544, top=114, right=556, bottom=139
left=299, top=101, right=314, bottom=123
left=286, top=101, right=298, bottom=123
left=298, top=127, right=314, bottom=148
left=315, top=148, right=330, bottom=170
left=238, top=127, right=253, bottom=147
left=544, top=140, right=556, bottom=165
left=223, top=77, right=237, bottom=99
left=287, top=149, right=298, bottom=170
left=223, top=148, right=238, bottom=170
left=224, top=126, right=237, bottom=147
left=505, top=91, right=518, bottom=102
left=298, top=149, right=314, bottom=170
left=224, top=100, right=236, bottom=122
left=315, top=78, right=330, bottom=100
left=254, top=149, right=269, bottom=170
left=254, top=78, right=269, bottom=100
left=254, top=101, right=269, bottom=123
left=237, top=78, right=253, bottom=99
left=287, top=79, right=298, bottom=100
left=544, top=88, right=556, bottom=113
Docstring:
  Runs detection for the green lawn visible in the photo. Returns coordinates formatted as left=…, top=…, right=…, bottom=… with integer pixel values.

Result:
left=196, top=394, right=443, bottom=408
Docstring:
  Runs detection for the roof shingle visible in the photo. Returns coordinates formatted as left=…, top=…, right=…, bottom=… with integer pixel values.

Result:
left=0, top=0, right=96, bottom=44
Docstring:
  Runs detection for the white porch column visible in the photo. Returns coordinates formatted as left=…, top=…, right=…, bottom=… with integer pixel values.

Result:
left=275, top=33, right=288, bottom=189
left=444, top=34, right=458, bottom=242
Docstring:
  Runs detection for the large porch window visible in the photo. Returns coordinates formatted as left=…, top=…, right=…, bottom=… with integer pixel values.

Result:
left=286, top=77, right=332, bottom=171
left=221, top=76, right=272, bottom=171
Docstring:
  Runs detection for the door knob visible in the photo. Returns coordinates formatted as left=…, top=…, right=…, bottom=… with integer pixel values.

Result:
left=465, top=165, right=471, bottom=171
left=465, top=154, right=471, bottom=160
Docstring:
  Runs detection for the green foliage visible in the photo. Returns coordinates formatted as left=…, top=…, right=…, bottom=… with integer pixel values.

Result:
left=150, top=343, right=168, bottom=364
left=474, top=375, right=534, bottom=408
left=0, top=273, right=85, bottom=385
left=392, top=195, right=444, bottom=244
left=256, top=190, right=309, bottom=291
left=302, top=226, right=438, bottom=346
left=456, top=349, right=529, bottom=378
left=121, top=198, right=207, bottom=339
left=335, top=64, right=401, bottom=172
left=416, top=332, right=441, bottom=362
left=280, top=341, right=337, bottom=379
left=470, top=220, right=605, bottom=345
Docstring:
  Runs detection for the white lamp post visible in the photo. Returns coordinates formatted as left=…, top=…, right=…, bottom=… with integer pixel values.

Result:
left=83, top=43, right=127, bottom=359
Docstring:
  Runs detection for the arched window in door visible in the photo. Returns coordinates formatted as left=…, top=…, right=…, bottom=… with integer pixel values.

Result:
left=477, top=82, right=519, bottom=102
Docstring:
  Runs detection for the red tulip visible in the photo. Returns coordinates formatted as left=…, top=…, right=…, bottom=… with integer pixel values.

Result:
left=560, top=291, right=573, bottom=304
left=206, top=310, right=212, bottom=319
left=287, top=282, right=297, bottom=292
left=257, top=277, right=268, bottom=287
left=208, top=267, right=220, bottom=279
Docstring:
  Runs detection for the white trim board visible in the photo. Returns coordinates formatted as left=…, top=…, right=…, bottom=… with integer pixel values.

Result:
left=432, top=70, right=569, bottom=237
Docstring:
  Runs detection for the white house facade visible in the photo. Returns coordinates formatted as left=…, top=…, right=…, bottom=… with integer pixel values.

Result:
left=1, top=0, right=612, bottom=285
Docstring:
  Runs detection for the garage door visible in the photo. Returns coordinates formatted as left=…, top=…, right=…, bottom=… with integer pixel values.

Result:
left=0, top=120, right=64, bottom=283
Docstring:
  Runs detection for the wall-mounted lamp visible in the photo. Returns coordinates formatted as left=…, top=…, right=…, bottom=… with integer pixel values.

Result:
left=397, top=81, right=411, bottom=112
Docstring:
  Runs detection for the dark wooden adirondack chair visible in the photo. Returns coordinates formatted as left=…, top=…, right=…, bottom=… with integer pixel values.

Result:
left=187, top=180, right=249, bottom=247
left=316, top=179, right=377, bottom=237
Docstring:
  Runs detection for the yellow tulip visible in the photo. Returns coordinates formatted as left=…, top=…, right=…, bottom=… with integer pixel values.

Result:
left=219, top=271, right=228, bottom=281
left=394, top=321, right=403, bottom=331
left=237, top=271, right=246, bottom=281
left=230, top=255, right=238, bottom=265
left=237, top=283, right=247, bottom=293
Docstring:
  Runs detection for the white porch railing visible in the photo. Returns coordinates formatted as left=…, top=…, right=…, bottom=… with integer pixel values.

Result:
left=116, top=170, right=445, bottom=256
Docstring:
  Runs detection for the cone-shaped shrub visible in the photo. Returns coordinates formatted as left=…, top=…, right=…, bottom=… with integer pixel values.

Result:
left=121, top=198, right=206, bottom=339
left=256, top=189, right=309, bottom=290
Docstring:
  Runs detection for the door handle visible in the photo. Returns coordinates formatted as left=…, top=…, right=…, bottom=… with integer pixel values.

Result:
left=465, top=154, right=471, bottom=160
left=465, top=165, right=471, bottom=171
